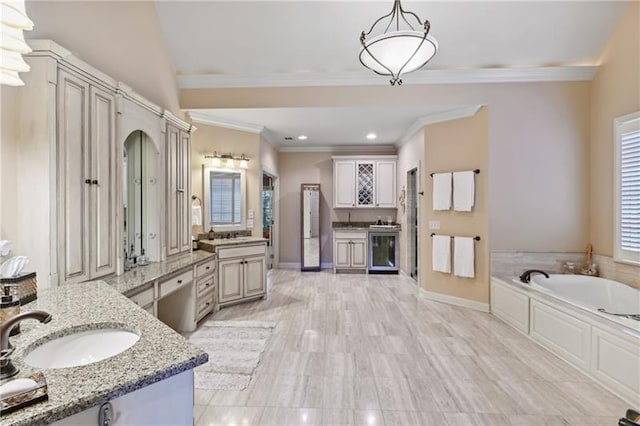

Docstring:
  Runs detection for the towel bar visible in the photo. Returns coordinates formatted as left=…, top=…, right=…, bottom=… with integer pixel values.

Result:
left=430, top=233, right=480, bottom=241
left=429, top=169, right=480, bottom=177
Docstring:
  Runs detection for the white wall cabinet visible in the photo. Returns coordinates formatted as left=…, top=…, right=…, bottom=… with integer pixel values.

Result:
left=57, top=69, right=117, bottom=284
left=333, top=231, right=367, bottom=272
left=217, top=243, right=267, bottom=306
left=332, top=156, right=397, bottom=209
left=166, top=125, right=192, bottom=257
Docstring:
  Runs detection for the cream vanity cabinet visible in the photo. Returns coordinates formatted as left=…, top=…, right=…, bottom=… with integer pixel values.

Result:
left=333, top=231, right=368, bottom=271
left=195, top=257, right=217, bottom=321
left=57, top=69, right=117, bottom=283
left=333, top=156, right=397, bottom=208
left=166, top=124, right=192, bottom=257
left=217, top=243, right=267, bottom=306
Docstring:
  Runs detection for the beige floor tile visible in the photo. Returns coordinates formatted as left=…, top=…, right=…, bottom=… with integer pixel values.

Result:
left=353, top=410, right=385, bottom=426
left=374, top=376, right=417, bottom=411
left=197, top=406, right=264, bottom=426
left=323, top=409, right=355, bottom=425
left=260, top=407, right=323, bottom=426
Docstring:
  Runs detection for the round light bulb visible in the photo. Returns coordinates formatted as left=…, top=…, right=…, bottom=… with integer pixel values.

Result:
left=297, top=135, right=308, bottom=140
left=366, top=133, right=377, bottom=140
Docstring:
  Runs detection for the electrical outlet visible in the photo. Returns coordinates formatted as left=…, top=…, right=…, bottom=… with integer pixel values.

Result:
left=429, top=220, right=440, bottom=230
left=248, top=209, right=254, bottom=219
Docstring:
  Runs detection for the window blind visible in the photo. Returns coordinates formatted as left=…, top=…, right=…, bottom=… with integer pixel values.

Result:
left=620, top=129, right=640, bottom=252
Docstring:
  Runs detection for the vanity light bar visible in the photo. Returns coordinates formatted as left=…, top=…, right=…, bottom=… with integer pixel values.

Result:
left=205, top=152, right=250, bottom=169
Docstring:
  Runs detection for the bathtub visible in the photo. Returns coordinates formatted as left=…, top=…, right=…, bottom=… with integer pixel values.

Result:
left=491, top=274, right=640, bottom=405
left=527, top=274, right=640, bottom=327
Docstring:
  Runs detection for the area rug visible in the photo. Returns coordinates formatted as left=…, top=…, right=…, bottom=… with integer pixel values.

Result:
left=188, top=320, right=276, bottom=391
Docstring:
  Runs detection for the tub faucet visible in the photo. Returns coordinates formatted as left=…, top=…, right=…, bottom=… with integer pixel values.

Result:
left=519, top=269, right=549, bottom=284
left=0, top=310, right=52, bottom=379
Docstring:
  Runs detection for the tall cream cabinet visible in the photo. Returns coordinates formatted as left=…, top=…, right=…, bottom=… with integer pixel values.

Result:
left=166, top=124, right=192, bottom=257
left=57, top=69, right=117, bottom=283
left=9, top=40, right=195, bottom=286
left=332, top=156, right=397, bottom=208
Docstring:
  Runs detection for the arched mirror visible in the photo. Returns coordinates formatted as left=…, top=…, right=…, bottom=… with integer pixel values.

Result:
left=301, top=183, right=321, bottom=271
left=123, top=130, right=161, bottom=266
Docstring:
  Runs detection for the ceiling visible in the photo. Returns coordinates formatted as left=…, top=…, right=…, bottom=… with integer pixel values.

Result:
left=153, top=1, right=629, bottom=147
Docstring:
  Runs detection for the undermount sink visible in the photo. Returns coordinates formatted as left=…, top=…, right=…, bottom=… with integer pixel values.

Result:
left=23, top=328, right=140, bottom=369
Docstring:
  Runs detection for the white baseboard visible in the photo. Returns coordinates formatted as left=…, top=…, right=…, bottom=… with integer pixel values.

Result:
left=277, top=262, right=333, bottom=270
left=420, top=288, right=490, bottom=312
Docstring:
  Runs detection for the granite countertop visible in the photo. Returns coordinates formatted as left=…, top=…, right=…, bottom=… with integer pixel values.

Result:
left=1, top=281, right=208, bottom=425
left=198, top=237, right=268, bottom=252
left=104, top=250, right=215, bottom=295
left=332, top=221, right=401, bottom=231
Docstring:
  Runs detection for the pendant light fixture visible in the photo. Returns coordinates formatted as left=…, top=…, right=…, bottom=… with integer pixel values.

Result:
left=0, top=0, right=34, bottom=86
left=359, top=0, right=438, bottom=86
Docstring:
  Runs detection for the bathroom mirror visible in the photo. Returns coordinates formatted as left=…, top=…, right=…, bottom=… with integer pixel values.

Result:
left=203, top=166, right=247, bottom=231
left=301, top=184, right=321, bottom=271
left=123, top=131, right=161, bottom=261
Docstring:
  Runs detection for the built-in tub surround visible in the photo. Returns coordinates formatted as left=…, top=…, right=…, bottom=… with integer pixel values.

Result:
left=491, top=275, right=640, bottom=405
left=492, top=251, right=640, bottom=289
left=1, top=281, right=207, bottom=425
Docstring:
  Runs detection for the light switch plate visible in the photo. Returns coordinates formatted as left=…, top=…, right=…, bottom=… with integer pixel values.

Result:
left=247, top=219, right=254, bottom=228
left=248, top=209, right=254, bottom=219
left=429, top=220, right=440, bottom=230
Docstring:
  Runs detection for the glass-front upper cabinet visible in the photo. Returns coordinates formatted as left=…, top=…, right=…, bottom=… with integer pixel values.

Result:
left=356, top=161, right=375, bottom=207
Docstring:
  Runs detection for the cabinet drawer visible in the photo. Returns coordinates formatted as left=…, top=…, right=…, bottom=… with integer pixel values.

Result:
left=217, top=244, right=265, bottom=259
left=128, top=285, right=154, bottom=307
left=159, top=269, right=193, bottom=298
left=334, top=231, right=367, bottom=240
left=196, top=258, right=216, bottom=278
left=197, top=289, right=215, bottom=320
left=197, top=275, right=216, bottom=298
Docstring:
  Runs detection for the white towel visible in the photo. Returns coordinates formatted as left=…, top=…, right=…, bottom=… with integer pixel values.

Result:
left=192, top=205, right=202, bottom=226
left=454, top=236, right=475, bottom=278
left=432, top=173, right=452, bottom=211
left=453, top=171, right=475, bottom=212
left=432, top=235, right=451, bottom=274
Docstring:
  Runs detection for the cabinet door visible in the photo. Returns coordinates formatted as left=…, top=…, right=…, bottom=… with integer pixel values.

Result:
left=334, top=239, right=351, bottom=268
left=218, top=259, right=243, bottom=303
left=244, top=256, right=266, bottom=297
left=334, top=160, right=356, bottom=208
left=89, top=85, right=116, bottom=278
left=356, top=161, right=375, bottom=207
left=178, top=130, right=191, bottom=253
left=351, top=239, right=367, bottom=268
left=166, top=125, right=180, bottom=256
left=375, top=160, right=396, bottom=208
left=57, top=70, right=91, bottom=284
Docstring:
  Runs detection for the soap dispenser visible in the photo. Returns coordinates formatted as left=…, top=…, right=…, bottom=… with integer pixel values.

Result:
left=208, top=227, right=215, bottom=240
left=0, top=285, right=20, bottom=336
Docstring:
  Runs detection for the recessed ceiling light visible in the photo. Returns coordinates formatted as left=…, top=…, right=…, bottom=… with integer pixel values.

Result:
left=298, top=135, right=308, bottom=140
left=366, top=133, right=377, bottom=140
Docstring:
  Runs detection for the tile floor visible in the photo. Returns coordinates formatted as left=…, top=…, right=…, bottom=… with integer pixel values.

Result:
left=194, top=270, right=629, bottom=426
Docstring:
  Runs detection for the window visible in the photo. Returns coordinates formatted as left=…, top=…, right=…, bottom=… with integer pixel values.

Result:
left=614, top=111, right=640, bottom=265
left=204, top=168, right=246, bottom=230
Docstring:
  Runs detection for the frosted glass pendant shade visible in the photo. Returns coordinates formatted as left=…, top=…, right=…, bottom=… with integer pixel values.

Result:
left=225, top=158, right=235, bottom=169
left=211, top=156, right=221, bottom=167
left=0, top=0, right=34, bottom=86
left=359, top=31, right=438, bottom=76
left=239, top=158, right=248, bottom=169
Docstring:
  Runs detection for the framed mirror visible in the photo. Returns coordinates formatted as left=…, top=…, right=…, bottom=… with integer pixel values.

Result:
left=123, top=130, right=161, bottom=262
left=203, top=166, right=247, bottom=232
left=301, top=183, right=321, bottom=271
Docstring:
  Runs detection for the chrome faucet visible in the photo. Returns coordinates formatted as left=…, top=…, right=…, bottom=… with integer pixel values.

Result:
left=0, top=310, right=52, bottom=379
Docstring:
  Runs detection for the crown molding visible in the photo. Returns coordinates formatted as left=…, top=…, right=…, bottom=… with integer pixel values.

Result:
left=278, top=144, right=397, bottom=153
left=188, top=111, right=265, bottom=134
left=177, top=66, right=598, bottom=89
left=260, top=128, right=281, bottom=148
left=397, top=105, right=483, bottom=147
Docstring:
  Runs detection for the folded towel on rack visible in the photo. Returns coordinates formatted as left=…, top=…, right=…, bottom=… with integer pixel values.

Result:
left=432, top=173, right=452, bottom=211
left=192, top=205, right=202, bottom=226
left=453, top=171, right=475, bottom=212
left=432, top=235, right=451, bottom=274
left=454, top=236, right=475, bottom=278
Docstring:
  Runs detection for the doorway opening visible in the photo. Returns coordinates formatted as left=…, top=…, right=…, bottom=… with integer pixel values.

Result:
left=407, top=168, right=419, bottom=281
left=262, top=173, right=276, bottom=270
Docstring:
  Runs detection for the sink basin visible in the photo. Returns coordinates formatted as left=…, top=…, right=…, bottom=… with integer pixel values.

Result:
left=23, top=329, right=140, bottom=369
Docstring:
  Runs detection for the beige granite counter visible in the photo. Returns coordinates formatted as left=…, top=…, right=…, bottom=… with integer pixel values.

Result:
left=104, top=250, right=215, bottom=295
left=1, top=281, right=208, bottom=425
left=198, top=237, right=268, bottom=252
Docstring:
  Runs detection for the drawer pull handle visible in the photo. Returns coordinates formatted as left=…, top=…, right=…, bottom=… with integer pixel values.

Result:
left=206, top=266, right=210, bottom=270
left=177, top=280, right=183, bottom=284
left=92, top=179, right=99, bottom=185
left=205, top=282, right=210, bottom=287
